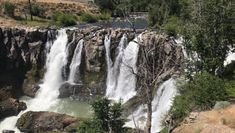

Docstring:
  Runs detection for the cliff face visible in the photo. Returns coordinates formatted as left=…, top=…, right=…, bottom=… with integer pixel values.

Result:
left=0, top=26, right=182, bottom=98
left=0, top=27, right=136, bottom=100
left=0, top=27, right=56, bottom=120
left=0, top=28, right=56, bottom=98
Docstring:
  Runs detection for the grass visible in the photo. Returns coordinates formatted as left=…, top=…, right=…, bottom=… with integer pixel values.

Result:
left=225, top=80, right=235, bottom=97
left=19, top=19, right=51, bottom=27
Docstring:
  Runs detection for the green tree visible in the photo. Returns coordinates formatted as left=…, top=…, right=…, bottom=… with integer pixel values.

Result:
left=170, top=72, right=229, bottom=124
left=3, top=2, right=16, bottom=17
left=181, top=0, right=233, bottom=74
left=148, top=0, right=182, bottom=27
left=94, top=0, right=116, bottom=11
left=78, top=97, right=125, bottom=133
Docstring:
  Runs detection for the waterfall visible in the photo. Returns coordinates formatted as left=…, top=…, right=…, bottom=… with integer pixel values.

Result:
left=105, top=34, right=126, bottom=99
left=125, top=78, right=177, bottom=133
left=68, top=39, right=84, bottom=83
left=151, top=78, right=177, bottom=132
left=105, top=34, right=140, bottom=103
left=0, top=29, right=68, bottom=132
left=224, top=47, right=235, bottom=66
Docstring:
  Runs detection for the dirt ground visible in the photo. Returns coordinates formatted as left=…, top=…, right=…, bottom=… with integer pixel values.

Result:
left=0, top=0, right=97, bottom=28
left=173, top=105, right=235, bottom=133
left=2, top=0, right=90, bottom=4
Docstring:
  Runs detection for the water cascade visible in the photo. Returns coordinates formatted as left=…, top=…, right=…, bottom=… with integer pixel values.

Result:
left=0, top=29, right=68, bottom=132
left=105, top=34, right=140, bottom=103
left=125, top=78, right=177, bottom=133
left=224, top=47, right=235, bottom=66
left=68, top=39, right=84, bottom=83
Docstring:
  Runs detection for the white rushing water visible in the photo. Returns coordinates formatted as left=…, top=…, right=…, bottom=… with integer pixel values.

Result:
left=224, top=47, right=235, bottom=66
left=0, top=29, right=68, bottom=132
left=125, top=78, right=177, bottom=133
left=68, top=39, right=84, bottom=83
left=105, top=34, right=140, bottom=103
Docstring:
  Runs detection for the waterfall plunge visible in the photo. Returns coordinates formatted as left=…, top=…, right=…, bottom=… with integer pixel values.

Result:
left=105, top=34, right=179, bottom=132
left=0, top=29, right=68, bottom=132
left=105, top=34, right=139, bottom=103
left=125, top=79, right=177, bottom=133
left=68, top=39, right=84, bottom=83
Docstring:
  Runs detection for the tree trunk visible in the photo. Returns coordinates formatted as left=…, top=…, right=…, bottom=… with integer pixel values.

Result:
left=28, top=0, right=33, bottom=20
left=145, top=86, right=152, bottom=133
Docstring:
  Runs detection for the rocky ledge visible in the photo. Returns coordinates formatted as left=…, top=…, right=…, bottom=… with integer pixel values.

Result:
left=16, top=111, right=78, bottom=133
left=0, top=98, right=26, bottom=120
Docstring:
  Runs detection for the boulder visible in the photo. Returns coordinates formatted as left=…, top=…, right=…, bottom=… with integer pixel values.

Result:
left=2, top=130, right=15, bottom=133
left=0, top=87, right=12, bottom=101
left=16, top=111, right=78, bottom=132
left=0, top=98, right=27, bottom=119
left=59, top=82, right=105, bottom=101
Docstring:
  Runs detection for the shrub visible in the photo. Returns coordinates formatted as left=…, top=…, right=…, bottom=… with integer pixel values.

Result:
left=80, top=12, right=98, bottom=23
left=31, top=5, right=45, bottom=17
left=3, top=2, right=16, bottom=17
left=98, top=12, right=111, bottom=20
left=77, top=97, right=125, bottom=133
left=52, top=12, right=77, bottom=26
left=188, top=72, right=228, bottom=109
left=77, top=120, right=102, bottom=133
left=170, top=72, right=229, bottom=123
left=163, top=16, right=179, bottom=36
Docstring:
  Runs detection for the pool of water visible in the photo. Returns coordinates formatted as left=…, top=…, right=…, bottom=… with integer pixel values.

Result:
left=21, top=96, right=92, bottom=118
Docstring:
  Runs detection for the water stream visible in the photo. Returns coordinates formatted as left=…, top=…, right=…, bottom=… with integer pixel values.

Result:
left=68, top=39, right=84, bottom=83
left=105, top=34, right=140, bottom=103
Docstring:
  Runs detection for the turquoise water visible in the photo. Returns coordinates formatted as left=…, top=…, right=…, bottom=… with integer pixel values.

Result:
left=20, top=96, right=92, bottom=119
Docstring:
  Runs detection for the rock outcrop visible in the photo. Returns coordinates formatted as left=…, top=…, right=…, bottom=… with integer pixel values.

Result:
left=0, top=26, right=137, bottom=100
left=59, top=27, right=136, bottom=99
left=59, top=82, right=105, bottom=101
left=0, top=27, right=56, bottom=98
left=0, top=98, right=26, bottom=119
left=16, top=111, right=78, bottom=133
left=123, top=32, right=183, bottom=115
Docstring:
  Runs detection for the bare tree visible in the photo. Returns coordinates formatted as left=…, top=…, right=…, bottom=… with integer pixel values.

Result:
left=136, top=32, right=182, bottom=133
left=28, top=0, right=35, bottom=20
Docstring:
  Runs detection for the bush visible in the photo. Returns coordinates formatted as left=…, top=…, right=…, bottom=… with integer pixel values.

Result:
left=77, top=97, right=125, bottom=133
left=80, top=12, right=98, bottom=23
left=189, top=72, right=228, bottom=109
left=98, top=12, right=111, bottom=21
left=3, top=2, right=16, bottom=17
left=52, top=12, right=77, bottom=26
left=31, top=5, right=45, bottom=17
left=77, top=120, right=102, bottom=133
left=170, top=72, right=229, bottom=123
left=94, top=0, right=115, bottom=11
left=163, top=16, right=179, bottom=36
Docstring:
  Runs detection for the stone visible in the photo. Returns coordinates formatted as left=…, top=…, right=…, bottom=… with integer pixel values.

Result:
left=59, top=82, right=105, bottom=101
left=0, top=98, right=27, bottom=119
left=16, top=111, right=78, bottom=133
left=2, top=130, right=15, bottom=133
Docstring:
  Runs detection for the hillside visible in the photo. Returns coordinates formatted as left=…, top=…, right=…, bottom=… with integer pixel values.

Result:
left=0, top=0, right=98, bottom=28
left=173, top=105, right=235, bottom=133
